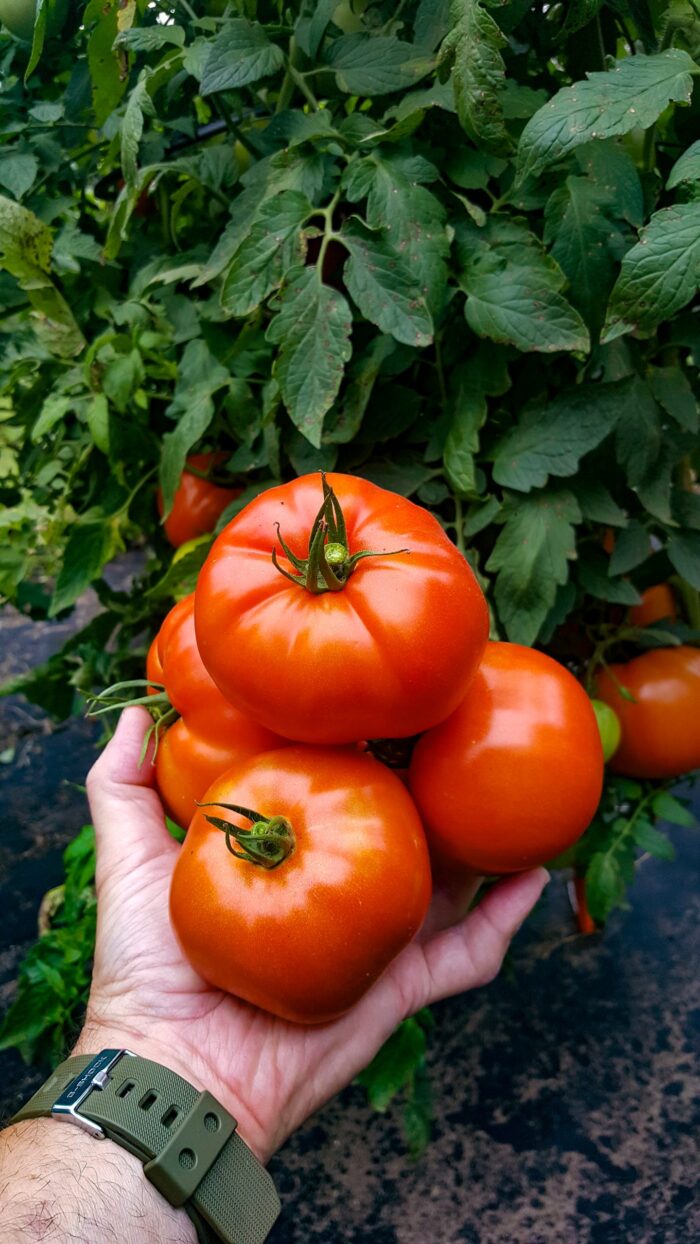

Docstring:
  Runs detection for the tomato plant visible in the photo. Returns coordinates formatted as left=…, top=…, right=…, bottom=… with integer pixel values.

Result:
left=170, top=746, right=431, bottom=1023
left=156, top=453, right=241, bottom=549
left=595, top=646, right=700, bottom=779
left=409, top=643, right=604, bottom=873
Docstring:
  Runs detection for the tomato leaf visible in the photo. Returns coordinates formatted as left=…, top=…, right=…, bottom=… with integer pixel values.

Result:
left=324, top=34, right=432, bottom=95
left=221, top=192, right=312, bottom=318
left=603, top=204, right=700, bottom=340
left=651, top=792, right=697, bottom=828
left=667, top=530, right=700, bottom=590
left=342, top=218, right=434, bottom=347
left=357, top=1017, right=427, bottom=1112
left=159, top=340, right=231, bottom=516
left=200, top=19, right=285, bottom=95
left=439, top=0, right=511, bottom=155
left=49, top=519, right=120, bottom=617
left=632, top=820, right=675, bottom=861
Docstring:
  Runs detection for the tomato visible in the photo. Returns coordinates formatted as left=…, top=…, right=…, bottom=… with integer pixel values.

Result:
left=590, top=698, right=622, bottom=762
left=0, top=0, right=65, bottom=39
left=594, top=646, right=700, bottom=779
left=573, top=875, right=597, bottom=935
left=195, top=472, right=488, bottom=744
left=157, top=453, right=240, bottom=549
left=408, top=643, right=604, bottom=874
left=628, top=583, right=676, bottom=628
left=169, top=746, right=431, bottom=1023
left=146, top=594, right=284, bottom=826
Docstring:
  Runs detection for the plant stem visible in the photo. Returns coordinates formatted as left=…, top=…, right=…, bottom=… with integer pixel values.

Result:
left=290, top=68, right=320, bottom=111
left=594, top=12, right=607, bottom=69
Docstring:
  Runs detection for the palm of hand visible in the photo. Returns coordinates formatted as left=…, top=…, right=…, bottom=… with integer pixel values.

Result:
left=84, top=709, right=547, bottom=1162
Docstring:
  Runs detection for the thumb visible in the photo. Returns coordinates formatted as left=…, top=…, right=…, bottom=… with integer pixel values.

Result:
left=86, top=706, right=175, bottom=876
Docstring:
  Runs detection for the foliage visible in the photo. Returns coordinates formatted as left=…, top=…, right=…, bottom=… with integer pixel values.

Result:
left=1, top=0, right=700, bottom=1136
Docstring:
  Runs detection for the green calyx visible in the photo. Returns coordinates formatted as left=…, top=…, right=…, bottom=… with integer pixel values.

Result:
left=86, top=679, right=177, bottom=763
left=271, top=472, right=408, bottom=595
left=198, top=801, right=295, bottom=870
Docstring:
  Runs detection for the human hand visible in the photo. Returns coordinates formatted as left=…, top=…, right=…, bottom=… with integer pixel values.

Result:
left=82, top=707, right=548, bottom=1164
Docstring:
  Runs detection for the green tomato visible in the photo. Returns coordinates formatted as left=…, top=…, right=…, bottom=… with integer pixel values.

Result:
left=591, top=698, right=622, bottom=763
left=0, top=0, right=66, bottom=40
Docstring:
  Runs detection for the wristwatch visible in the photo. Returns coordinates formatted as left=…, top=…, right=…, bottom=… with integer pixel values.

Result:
left=11, top=1048, right=280, bottom=1244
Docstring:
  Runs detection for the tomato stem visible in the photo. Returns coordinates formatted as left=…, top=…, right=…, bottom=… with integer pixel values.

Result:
left=271, top=472, right=409, bottom=594
left=197, top=801, right=295, bottom=869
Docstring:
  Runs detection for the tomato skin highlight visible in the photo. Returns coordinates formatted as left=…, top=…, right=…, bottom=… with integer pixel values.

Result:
left=194, top=472, right=489, bottom=744
left=146, top=595, right=284, bottom=827
left=594, top=646, right=700, bottom=779
left=628, top=583, right=676, bottom=628
left=157, top=452, right=240, bottom=549
left=169, top=746, right=432, bottom=1023
left=408, top=643, right=604, bottom=874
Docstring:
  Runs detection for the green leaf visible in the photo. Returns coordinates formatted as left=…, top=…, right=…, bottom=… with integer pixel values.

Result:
left=561, top=0, right=604, bottom=35
left=439, top=0, right=510, bottom=155
left=267, top=267, right=353, bottom=448
left=357, top=1018, right=427, bottom=1112
left=649, top=367, right=698, bottom=432
left=296, top=0, right=336, bottom=59
left=115, top=24, right=185, bottom=51
left=50, top=519, right=118, bottom=616
left=444, top=388, right=487, bottom=498
left=544, top=175, right=624, bottom=337
left=25, top=0, right=48, bottom=80
left=342, top=218, right=433, bottom=348
left=86, top=0, right=129, bottom=127
left=86, top=393, right=110, bottom=454
left=609, top=521, right=650, bottom=575
left=486, top=488, right=581, bottom=645
left=31, top=394, right=72, bottom=442
left=492, top=379, right=626, bottom=491
left=517, top=51, right=699, bottom=182
left=667, top=138, right=700, bottom=189
left=614, top=376, right=662, bottom=488
left=121, top=76, right=154, bottom=188
left=632, top=820, right=675, bottom=860
left=0, top=152, right=38, bottom=200
left=324, top=335, right=397, bottom=445
left=667, top=530, right=700, bottom=589
left=200, top=19, right=285, bottom=95
left=603, top=203, right=700, bottom=340
left=578, top=548, right=642, bottom=604
left=458, top=219, right=589, bottom=353
left=651, top=791, right=696, bottom=828
left=586, top=849, right=628, bottom=923
left=574, top=140, right=644, bottom=228
left=342, top=152, right=448, bottom=314
left=0, top=195, right=85, bottom=359
left=221, top=191, right=312, bottom=318
left=415, top=0, right=451, bottom=50
left=325, top=34, right=432, bottom=95
left=159, top=340, right=231, bottom=515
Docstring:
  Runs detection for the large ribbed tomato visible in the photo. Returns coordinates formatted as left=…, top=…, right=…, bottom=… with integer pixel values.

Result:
left=157, top=453, right=240, bottom=548
left=170, top=746, right=432, bottom=1023
left=146, top=595, right=283, bottom=826
left=594, top=646, right=700, bottom=779
left=409, top=643, right=604, bottom=874
left=194, top=472, right=489, bottom=744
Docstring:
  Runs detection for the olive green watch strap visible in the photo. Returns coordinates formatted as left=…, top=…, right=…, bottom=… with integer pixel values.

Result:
left=11, top=1050, right=280, bottom=1244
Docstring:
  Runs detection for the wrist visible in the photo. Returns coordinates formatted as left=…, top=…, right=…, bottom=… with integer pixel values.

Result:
left=73, top=1015, right=273, bottom=1164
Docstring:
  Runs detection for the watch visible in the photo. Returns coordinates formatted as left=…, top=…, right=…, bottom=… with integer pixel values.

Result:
left=11, top=1048, right=280, bottom=1244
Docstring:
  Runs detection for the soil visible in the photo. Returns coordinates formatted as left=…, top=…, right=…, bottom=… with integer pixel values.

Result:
left=0, top=585, right=698, bottom=1243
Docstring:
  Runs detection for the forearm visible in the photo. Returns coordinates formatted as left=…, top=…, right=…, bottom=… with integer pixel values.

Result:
left=0, top=1117, right=197, bottom=1244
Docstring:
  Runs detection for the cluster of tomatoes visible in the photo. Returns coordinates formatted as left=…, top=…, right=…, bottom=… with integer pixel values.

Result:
left=140, top=468, right=620, bottom=1025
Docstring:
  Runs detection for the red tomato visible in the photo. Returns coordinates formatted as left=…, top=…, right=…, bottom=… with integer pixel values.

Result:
left=628, top=584, right=677, bottom=628
left=169, top=746, right=432, bottom=1023
left=157, top=453, right=240, bottom=549
left=146, top=595, right=284, bottom=826
left=594, top=646, right=700, bottom=779
left=194, top=472, right=489, bottom=744
left=408, top=643, right=604, bottom=874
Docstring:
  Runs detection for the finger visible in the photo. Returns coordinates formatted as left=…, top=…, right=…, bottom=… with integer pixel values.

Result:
left=385, top=868, right=549, bottom=1017
left=86, top=706, right=175, bottom=874
left=419, top=859, right=483, bottom=939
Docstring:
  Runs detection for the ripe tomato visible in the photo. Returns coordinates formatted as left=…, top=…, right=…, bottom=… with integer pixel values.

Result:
left=594, top=646, right=700, bottom=779
left=628, top=583, right=676, bottom=628
left=157, top=453, right=240, bottom=549
left=409, top=643, right=604, bottom=874
left=590, top=698, right=622, bottom=762
left=195, top=472, right=488, bottom=744
left=146, top=594, right=284, bottom=826
left=170, top=746, right=431, bottom=1022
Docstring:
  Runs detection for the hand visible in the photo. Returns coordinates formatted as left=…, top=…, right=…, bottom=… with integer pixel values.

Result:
left=82, top=707, right=548, bottom=1164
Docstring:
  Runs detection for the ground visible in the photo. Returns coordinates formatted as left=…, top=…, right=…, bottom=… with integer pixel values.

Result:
left=0, top=588, right=698, bottom=1243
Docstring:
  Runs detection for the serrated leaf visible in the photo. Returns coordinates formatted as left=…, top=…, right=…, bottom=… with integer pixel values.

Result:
left=651, top=791, right=696, bottom=828
left=0, top=196, right=85, bottom=359
left=632, top=820, right=675, bottom=860
left=86, top=0, right=129, bottom=127
left=614, top=376, right=662, bottom=488
left=267, top=267, right=352, bottom=448
left=31, top=394, right=71, bottom=442
left=493, top=379, right=626, bottom=491
left=561, top=0, right=604, bottom=35
left=0, top=152, right=38, bottom=200
left=159, top=340, right=231, bottom=515
left=667, top=138, right=700, bottom=189
left=114, top=24, right=185, bottom=51
left=571, top=473, right=627, bottom=525
left=121, top=76, right=154, bottom=187
left=50, top=520, right=118, bottom=616
left=220, top=191, right=311, bottom=318
left=324, top=335, right=396, bottom=445
left=342, top=218, right=433, bottom=347
left=609, top=521, right=650, bottom=574
left=443, top=387, right=487, bottom=498
left=415, top=0, right=451, bottom=50
left=574, top=140, right=644, bottom=228
left=486, top=488, right=581, bottom=644
left=440, top=0, right=510, bottom=155
left=86, top=393, right=109, bottom=454
left=343, top=152, right=448, bottom=314
left=296, top=0, right=336, bottom=59
left=586, top=850, right=627, bottom=923
left=517, top=51, right=699, bottom=182
left=357, top=1018, right=427, bottom=1112
left=325, top=33, right=432, bottom=95
left=603, top=203, right=700, bottom=340
left=649, top=367, right=698, bottom=432
left=578, top=548, right=642, bottom=604
left=667, top=530, right=700, bottom=589
left=544, top=175, right=624, bottom=337
left=200, top=19, right=285, bottom=95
